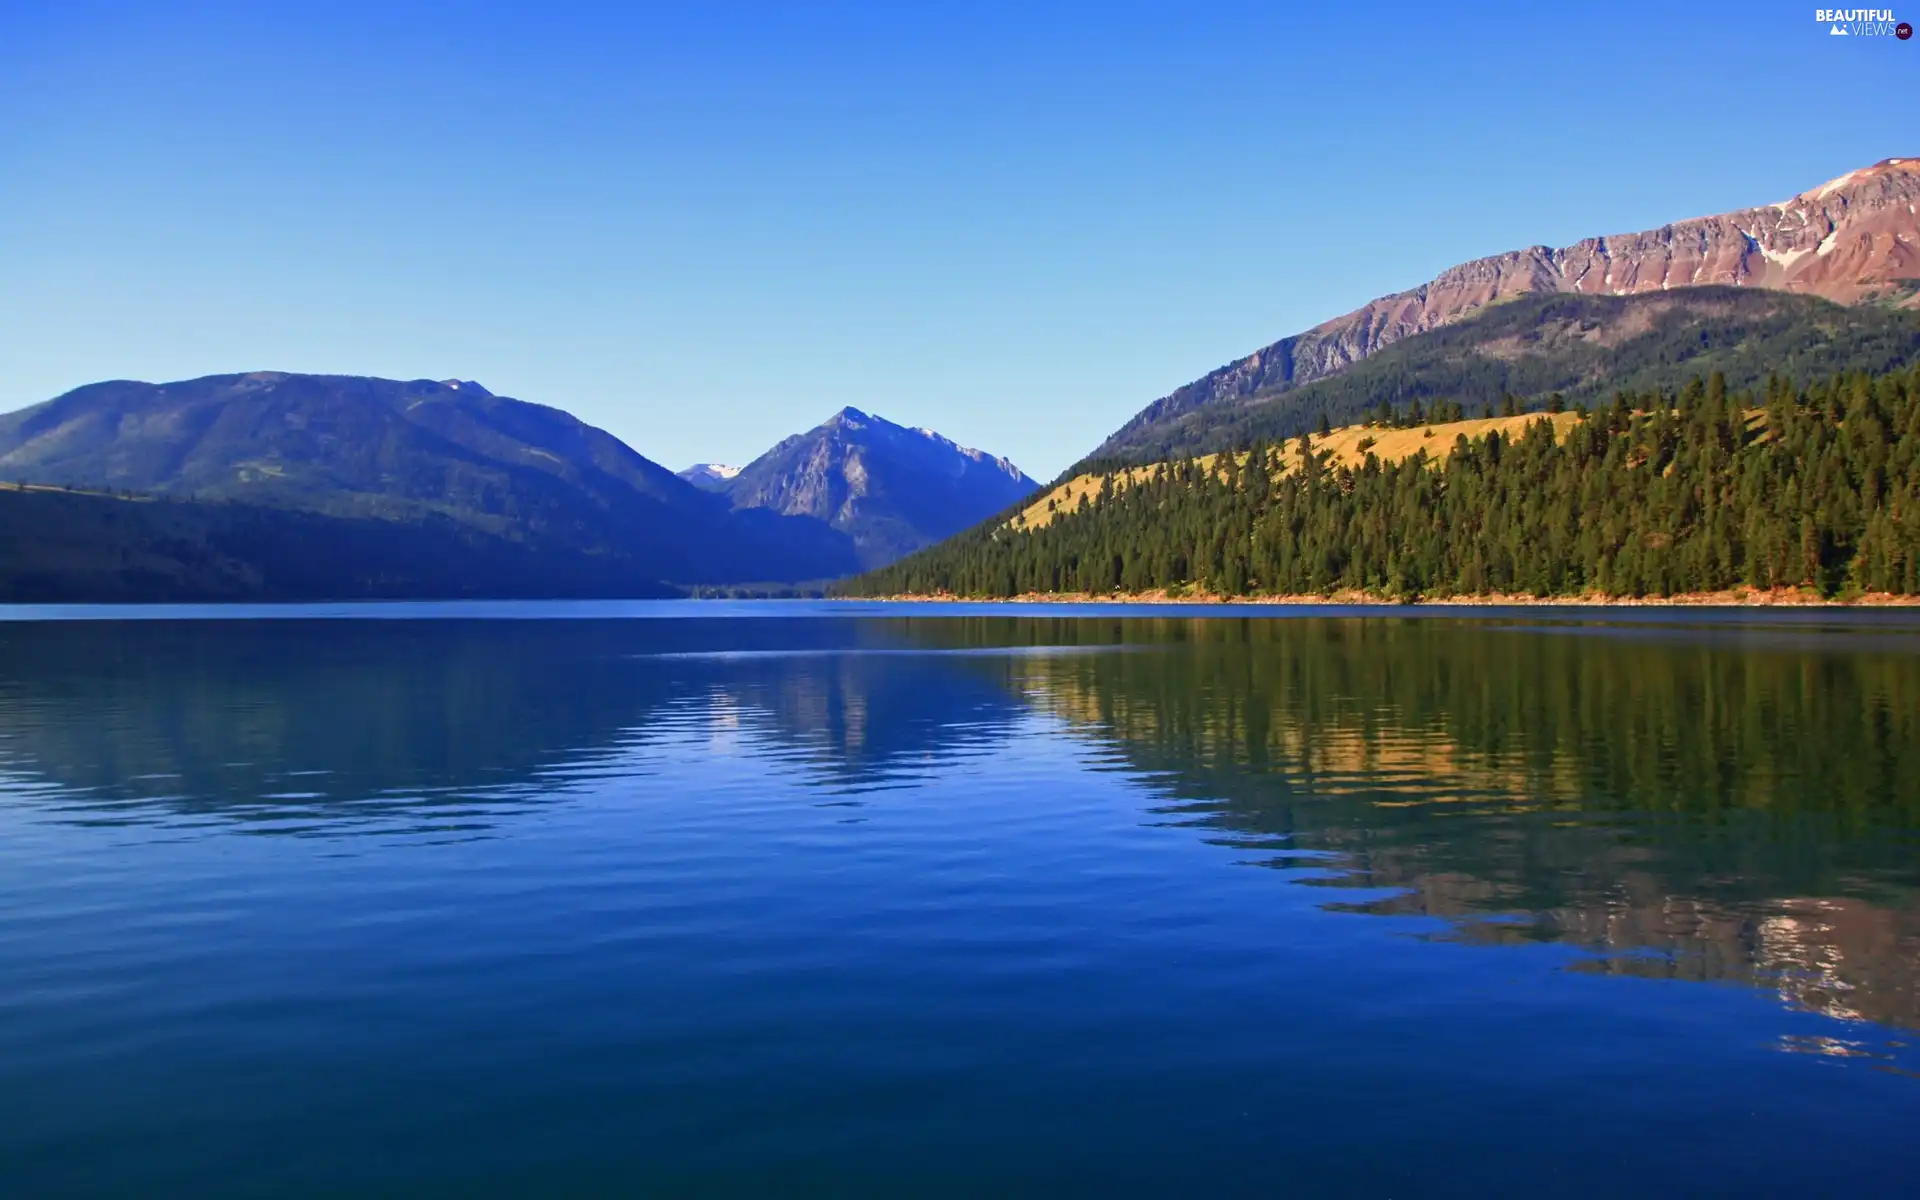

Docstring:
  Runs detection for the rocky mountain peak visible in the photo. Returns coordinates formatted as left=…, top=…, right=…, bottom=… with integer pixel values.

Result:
left=714, top=408, right=1037, bottom=568
left=1783, top=156, right=1917, bottom=205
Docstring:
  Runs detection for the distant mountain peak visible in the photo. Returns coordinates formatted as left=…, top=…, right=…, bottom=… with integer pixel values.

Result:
left=678, top=462, right=743, bottom=491
left=437, top=379, right=493, bottom=396
left=816, top=408, right=1024, bottom=478
left=719, top=410, right=1037, bottom=568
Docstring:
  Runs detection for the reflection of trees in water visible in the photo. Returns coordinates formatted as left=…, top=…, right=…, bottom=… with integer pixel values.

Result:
left=909, top=614, right=1920, bottom=827
left=940, top=614, right=1920, bottom=1031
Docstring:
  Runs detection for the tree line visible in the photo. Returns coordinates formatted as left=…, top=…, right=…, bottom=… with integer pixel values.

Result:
left=1088, top=289, right=1920, bottom=469
left=838, top=364, right=1920, bottom=600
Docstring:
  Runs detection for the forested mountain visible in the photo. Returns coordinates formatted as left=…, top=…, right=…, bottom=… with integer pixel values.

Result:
left=839, top=364, right=1920, bottom=601
left=1089, top=290, right=1920, bottom=467
left=1090, top=157, right=1920, bottom=467
left=712, top=407, right=1038, bottom=568
left=0, top=373, right=859, bottom=585
left=0, top=485, right=680, bottom=601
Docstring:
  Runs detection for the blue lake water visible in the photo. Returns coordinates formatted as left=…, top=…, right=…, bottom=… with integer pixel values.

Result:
left=1, top=601, right=1916, bottom=1195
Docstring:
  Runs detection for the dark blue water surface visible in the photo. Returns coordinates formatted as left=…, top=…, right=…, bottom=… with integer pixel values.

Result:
left=1, top=601, right=1917, bottom=1196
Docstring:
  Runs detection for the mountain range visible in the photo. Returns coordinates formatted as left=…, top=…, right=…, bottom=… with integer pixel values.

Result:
left=1089, top=156, right=1920, bottom=467
left=0, top=372, right=861, bottom=586
left=0, top=373, right=1036, bottom=597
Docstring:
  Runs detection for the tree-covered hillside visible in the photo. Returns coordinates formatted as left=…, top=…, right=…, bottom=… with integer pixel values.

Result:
left=1088, top=290, right=1920, bottom=471
left=839, top=364, right=1920, bottom=601
left=0, top=485, right=680, bottom=602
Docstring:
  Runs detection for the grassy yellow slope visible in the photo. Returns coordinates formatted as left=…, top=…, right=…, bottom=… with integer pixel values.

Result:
left=1013, top=412, right=1586, bottom=531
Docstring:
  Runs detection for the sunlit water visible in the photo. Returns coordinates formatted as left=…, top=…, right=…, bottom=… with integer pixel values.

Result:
left=1, top=602, right=1916, bottom=1195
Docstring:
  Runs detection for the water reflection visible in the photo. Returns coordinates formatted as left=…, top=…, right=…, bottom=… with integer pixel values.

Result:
left=2, top=611, right=1917, bottom=1033
left=0, top=619, right=1031, bottom=830
left=961, top=615, right=1920, bottom=1033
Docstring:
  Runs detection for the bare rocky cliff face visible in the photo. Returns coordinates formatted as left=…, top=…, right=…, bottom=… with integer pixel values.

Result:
left=1095, top=158, right=1920, bottom=458
left=720, top=407, right=1037, bottom=568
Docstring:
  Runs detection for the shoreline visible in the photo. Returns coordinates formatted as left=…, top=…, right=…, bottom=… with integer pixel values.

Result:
left=851, top=588, right=1920, bottom=608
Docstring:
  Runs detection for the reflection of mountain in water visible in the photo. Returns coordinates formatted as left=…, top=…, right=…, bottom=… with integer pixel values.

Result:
left=933, top=614, right=1920, bottom=1033
left=0, top=620, right=1030, bottom=830
left=637, top=646, right=1029, bottom=795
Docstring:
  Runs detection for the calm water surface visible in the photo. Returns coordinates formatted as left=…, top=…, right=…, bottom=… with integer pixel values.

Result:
left=1, top=601, right=1917, bottom=1195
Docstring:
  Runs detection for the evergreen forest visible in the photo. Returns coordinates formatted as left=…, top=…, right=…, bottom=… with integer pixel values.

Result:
left=839, top=364, right=1920, bottom=600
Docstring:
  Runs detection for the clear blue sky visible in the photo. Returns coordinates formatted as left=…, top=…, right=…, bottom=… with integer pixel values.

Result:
left=3, top=1, right=1915, bottom=480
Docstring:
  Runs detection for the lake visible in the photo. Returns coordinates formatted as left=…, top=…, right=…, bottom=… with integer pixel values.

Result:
left=1, top=601, right=1916, bottom=1196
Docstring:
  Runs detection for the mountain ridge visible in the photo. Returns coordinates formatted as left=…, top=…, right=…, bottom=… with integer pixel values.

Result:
left=1090, top=157, right=1920, bottom=464
left=0, top=372, right=860, bottom=585
left=1090, top=288, right=1920, bottom=466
